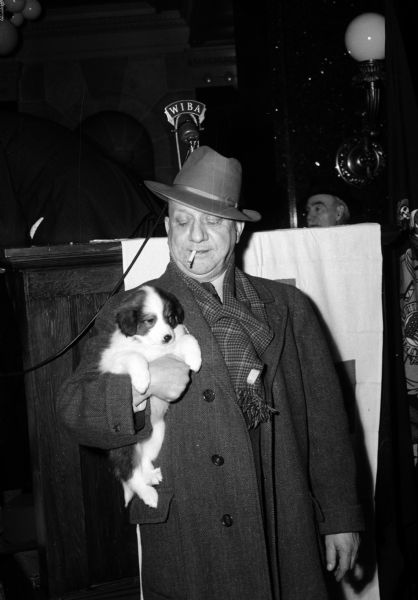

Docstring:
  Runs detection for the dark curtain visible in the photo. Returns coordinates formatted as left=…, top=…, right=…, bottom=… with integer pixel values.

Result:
left=375, top=1, right=418, bottom=597
left=0, top=111, right=165, bottom=248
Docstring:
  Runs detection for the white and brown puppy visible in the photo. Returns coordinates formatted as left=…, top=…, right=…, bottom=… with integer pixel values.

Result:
left=100, top=285, right=201, bottom=508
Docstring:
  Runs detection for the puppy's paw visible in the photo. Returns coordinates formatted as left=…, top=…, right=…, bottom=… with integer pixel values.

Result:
left=149, top=467, right=163, bottom=485
left=142, top=461, right=162, bottom=485
left=122, top=481, right=135, bottom=507
left=178, top=336, right=202, bottom=372
left=131, top=371, right=150, bottom=395
left=141, top=485, right=159, bottom=508
left=123, top=469, right=159, bottom=508
left=187, top=352, right=202, bottom=373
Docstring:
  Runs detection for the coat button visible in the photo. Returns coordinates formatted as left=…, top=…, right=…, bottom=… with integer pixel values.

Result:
left=202, top=389, right=215, bottom=402
left=112, top=423, right=121, bottom=432
left=211, top=454, right=224, bottom=466
left=221, top=514, right=233, bottom=527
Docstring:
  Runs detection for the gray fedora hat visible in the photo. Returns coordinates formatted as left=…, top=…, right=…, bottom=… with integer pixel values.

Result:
left=144, top=146, right=261, bottom=222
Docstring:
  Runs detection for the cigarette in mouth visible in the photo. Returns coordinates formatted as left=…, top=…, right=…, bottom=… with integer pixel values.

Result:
left=188, top=250, right=197, bottom=268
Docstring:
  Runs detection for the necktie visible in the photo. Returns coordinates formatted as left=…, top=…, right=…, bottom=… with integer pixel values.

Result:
left=201, top=281, right=221, bottom=303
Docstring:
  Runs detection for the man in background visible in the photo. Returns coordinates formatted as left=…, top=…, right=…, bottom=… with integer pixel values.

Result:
left=305, top=192, right=351, bottom=227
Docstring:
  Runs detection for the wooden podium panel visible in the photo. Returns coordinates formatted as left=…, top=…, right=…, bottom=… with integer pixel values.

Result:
left=1, top=243, right=139, bottom=599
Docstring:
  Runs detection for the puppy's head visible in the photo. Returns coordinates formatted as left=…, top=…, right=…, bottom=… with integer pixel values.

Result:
left=116, top=285, right=184, bottom=345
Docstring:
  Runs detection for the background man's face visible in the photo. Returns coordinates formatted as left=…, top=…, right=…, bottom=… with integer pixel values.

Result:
left=305, top=194, right=339, bottom=227
left=165, top=202, right=244, bottom=282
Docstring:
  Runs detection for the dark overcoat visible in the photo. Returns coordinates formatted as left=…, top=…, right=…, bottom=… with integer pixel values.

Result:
left=58, top=265, right=364, bottom=600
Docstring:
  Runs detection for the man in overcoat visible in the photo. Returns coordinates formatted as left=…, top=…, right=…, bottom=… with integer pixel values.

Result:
left=58, top=146, right=364, bottom=600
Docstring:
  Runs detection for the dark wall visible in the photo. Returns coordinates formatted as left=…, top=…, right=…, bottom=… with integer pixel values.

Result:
left=229, top=0, right=388, bottom=229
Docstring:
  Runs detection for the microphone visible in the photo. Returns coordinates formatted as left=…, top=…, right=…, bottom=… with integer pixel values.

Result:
left=163, top=100, right=207, bottom=169
left=178, top=116, right=200, bottom=145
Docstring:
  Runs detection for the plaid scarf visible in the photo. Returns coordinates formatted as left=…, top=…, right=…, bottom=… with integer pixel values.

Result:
left=169, top=260, right=277, bottom=428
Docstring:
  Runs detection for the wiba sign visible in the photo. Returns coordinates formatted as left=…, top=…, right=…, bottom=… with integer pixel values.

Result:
left=164, top=100, right=206, bottom=126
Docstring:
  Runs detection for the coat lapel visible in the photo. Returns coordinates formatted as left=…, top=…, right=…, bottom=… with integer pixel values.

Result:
left=250, top=277, right=289, bottom=397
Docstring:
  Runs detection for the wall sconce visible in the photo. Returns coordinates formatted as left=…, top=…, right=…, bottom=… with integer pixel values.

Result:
left=0, top=0, right=42, bottom=56
left=336, top=12, right=386, bottom=187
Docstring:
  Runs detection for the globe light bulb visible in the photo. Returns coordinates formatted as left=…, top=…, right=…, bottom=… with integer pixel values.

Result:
left=22, top=0, right=42, bottom=20
left=4, top=0, right=26, bottom=13
left=0, top=19, right=19, bottom=55
left=345, top=12, right=385, bottom=62
left=10, top=12, right=24, bottom=26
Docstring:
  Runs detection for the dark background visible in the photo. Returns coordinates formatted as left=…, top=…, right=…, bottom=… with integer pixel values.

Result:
left=2, top=1, right=418, bottom=599
left=2, top=0, right=391, bottom=231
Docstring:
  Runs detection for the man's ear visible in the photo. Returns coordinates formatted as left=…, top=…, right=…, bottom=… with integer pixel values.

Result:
left=335, top=205, right=344, bottom=224
left=235, top=221, right=245, bottom=244
left=164, top=216, right=170, bottom=234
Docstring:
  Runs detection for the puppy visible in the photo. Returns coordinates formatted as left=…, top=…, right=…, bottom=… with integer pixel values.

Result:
left=99, top=285, right=202, bottom=508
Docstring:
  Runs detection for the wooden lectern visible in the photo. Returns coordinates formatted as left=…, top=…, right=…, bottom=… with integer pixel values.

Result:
left=1, top=243, right=140, bottom=599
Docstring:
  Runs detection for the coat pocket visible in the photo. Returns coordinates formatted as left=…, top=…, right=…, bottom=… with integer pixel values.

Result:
left=130, top=491, right=187, bottom=598
left=129, top=489, right=174, bottom=524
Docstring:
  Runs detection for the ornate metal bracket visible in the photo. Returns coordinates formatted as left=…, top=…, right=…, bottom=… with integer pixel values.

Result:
left=336, top=134, right=386, bottom=187
left=335, top=58, right=385, bottom=187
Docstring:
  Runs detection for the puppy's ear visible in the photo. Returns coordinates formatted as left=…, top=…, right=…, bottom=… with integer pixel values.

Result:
left=158, top=287, right=184, bottom=326
left=116, top=309, right=138, bottom=337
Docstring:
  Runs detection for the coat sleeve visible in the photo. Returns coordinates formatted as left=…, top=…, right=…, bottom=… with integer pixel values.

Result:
left=291, top=287, right=365, bottom=535
left=56, top=294, right=152, bottom=450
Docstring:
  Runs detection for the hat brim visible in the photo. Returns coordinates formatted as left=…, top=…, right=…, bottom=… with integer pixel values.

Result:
left=144, top=180, right=261, bottom=222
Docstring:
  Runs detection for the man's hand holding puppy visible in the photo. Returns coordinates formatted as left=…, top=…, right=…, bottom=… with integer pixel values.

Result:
left=132, top=355, right=191, bottom=411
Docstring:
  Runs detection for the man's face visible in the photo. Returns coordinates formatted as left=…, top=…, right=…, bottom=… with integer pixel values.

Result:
left=305, top=194, right=339, bottom=227
left=165, top=202, right=244, bottom=282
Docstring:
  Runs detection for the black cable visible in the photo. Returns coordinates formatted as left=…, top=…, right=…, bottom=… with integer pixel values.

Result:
left=0, top=205, right=166, bottom=378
